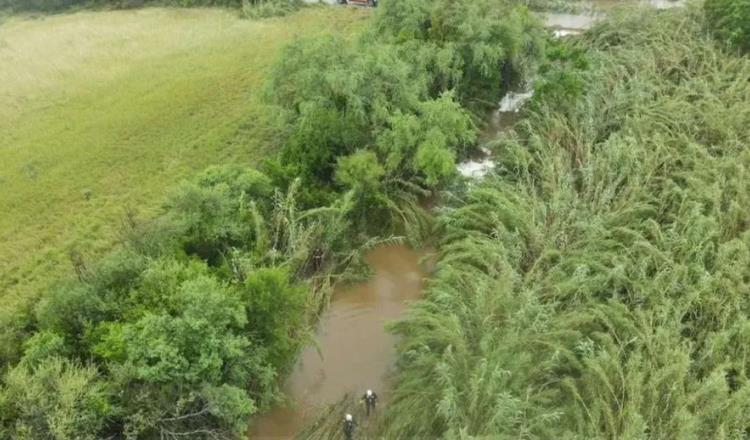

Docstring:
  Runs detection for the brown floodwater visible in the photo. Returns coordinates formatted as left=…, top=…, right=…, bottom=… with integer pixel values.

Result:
left=252, top=1, right=690, bottom=435
left=249, top=244, right=429, bottom=439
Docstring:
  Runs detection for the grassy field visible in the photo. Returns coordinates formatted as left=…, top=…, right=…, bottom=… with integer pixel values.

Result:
left=0, top=6, right=369, bottom=307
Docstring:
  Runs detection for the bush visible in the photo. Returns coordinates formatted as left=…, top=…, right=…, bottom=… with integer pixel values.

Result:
left=266, top=35, right=428, bottom=186
left=239, top=267, right=307, bottom=370
left=705, top=0, right=750, bottom=53
left=0, top=358, right=112, bottom=440
left=0, top=299, right=35, bottom=370
left=19, top=331, right=69, bottom=368
left=0, top=164, right=359, bottom=439
left=264, top=0, right=544, bottom=235
left=1, top=0, right=242, bottom=13
left=165, top=165, right=273, bottom=264
left=266, top=34, right=477, bottom=233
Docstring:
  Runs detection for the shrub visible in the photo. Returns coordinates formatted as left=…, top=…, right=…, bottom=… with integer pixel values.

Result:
left=266, top=35, right=428, bottom=187
left=376, top=92, right=475, bottom=186
left=239, top=267, right=307, bottom=370
left=335, top=150, right=385, bottom=193
left=1, top=0, right=242, bottom=12
left=266, top=34, right=477, bottom=232
left=705, top=0, right=750, bottom=53
left=2, top=164, right=357, bottom=438
left=19, top=331, right=69, bottom=368
left=35, top=283, right=105, bottom=355
left=90, top=258, right=278, bottom=438
left=165, top=165, right=273, bottom=264
left=0, top=358, right=112, bottom=440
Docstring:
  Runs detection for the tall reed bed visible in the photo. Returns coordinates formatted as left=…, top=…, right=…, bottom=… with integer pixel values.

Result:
left=382, top=5, right=750, bottom=438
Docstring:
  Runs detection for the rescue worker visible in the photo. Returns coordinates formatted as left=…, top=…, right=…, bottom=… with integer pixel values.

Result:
left=312, top=247, right=324, bottom=271
left=362, top=389, right=378, bottom=416
left=343, top=413, right=356, bottom=440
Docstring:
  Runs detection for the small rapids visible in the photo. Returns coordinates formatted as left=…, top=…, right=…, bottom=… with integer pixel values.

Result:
left=459, top=0, right=686, bottom=181
left=457, top=88, right=534, bottom=179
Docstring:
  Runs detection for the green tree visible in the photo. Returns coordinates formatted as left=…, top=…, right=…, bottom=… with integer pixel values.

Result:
left=165, top=165, right=273, bottom=263
left=266, top=35, right=428, bottom=188
left=383, top=6, right=750, bottom=438
left=376, top=92, right=475, bottom=186
left=372, top=0, right=545, bottom=106
left=0, top=358, right=112, bottom=440
left=240, top=267, right=307, bottom=370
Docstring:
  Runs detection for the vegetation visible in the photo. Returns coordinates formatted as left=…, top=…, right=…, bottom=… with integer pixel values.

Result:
left=382, top=5, right=750, bottom=438
left=264, top=0, right=544, bottom=236
left=0, top=0, right=549, bottom=436
left=0, top=6, right=367, bottom=351
left=0, top=0, right=307, bottom=14
left=0, top=0, right=242, bottom=13
left=371, top=0, right=544, bottom=107
left=9, top=0, right=743, bottom=438
left=241, top=0, right=303, bottom=19
left=0, top=163, right=364, bottom=438
left=705, top=0, right=750, bottom=52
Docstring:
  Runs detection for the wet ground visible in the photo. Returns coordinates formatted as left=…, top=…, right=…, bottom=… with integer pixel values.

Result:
left=250, top=245, right=430, bottom=439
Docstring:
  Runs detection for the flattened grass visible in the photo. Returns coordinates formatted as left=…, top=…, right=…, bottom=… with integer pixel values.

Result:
left=0, top=6, right=369, bottom=307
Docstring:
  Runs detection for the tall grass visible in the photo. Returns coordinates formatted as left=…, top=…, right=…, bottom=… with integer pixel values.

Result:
left=381, top=5, right=750, bottom=438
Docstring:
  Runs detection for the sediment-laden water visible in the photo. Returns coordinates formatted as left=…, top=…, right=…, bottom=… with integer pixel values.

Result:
left=250, top=245, right=429, bottom=438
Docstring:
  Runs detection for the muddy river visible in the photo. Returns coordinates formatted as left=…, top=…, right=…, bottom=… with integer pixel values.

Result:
left=250, top=245, right=429, bottom=438
left=252, top=1, right=687, bottom=436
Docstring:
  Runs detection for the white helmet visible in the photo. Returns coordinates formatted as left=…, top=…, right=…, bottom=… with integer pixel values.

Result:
left=366, top=389, right=372, bottom=396
left=345, top=413, right=353, bottom=422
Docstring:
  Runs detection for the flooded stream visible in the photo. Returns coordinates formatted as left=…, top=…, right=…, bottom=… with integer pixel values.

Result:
left=252, top=1, right=688, bottom=436
left=250, top=245, right=429, bottom=438
left=459, top=0, right=687, bottom=180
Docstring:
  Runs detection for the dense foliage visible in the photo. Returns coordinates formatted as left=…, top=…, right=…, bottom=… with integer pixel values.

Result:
left=383, top=6, right=750, bottom=438
left=264, top=0, right=543, bottom=234
left=705, top=0, right=750, bottom=53
left=371, top=0, right=544, bottom=106
left=0, top=0, right=543, bottom=437
left=0, top=166, right=359, bottom=439
left=241, top=0, right=301, bottom=19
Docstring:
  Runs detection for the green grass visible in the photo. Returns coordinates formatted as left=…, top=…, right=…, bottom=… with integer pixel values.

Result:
left=0, top=6, right=369, bottom=308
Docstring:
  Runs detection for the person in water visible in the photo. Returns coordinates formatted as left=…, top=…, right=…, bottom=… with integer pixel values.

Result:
left=343, top=413, right=356, bottom=440
left=362, top=389, right=379, bottom=416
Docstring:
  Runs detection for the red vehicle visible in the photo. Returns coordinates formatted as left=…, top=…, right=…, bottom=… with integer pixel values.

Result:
left=340, top=0, right=378, bottom=6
